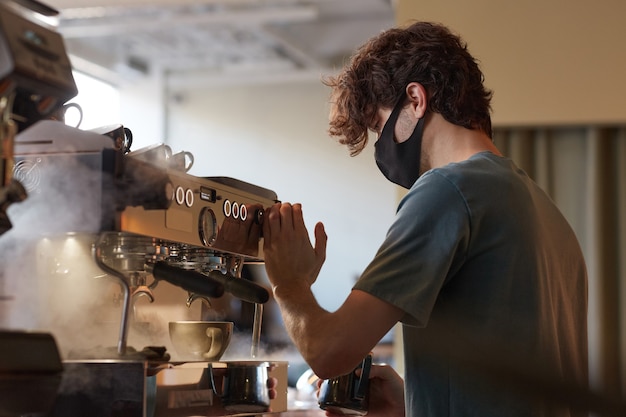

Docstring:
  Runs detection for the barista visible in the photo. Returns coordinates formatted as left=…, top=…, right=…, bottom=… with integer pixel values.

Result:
left=262, top=21, right=588, bottom=417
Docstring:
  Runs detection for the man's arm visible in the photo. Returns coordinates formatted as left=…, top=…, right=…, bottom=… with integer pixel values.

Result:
left=276, top=286, right=403, bottom=378
left=263, top=202, right=403, bottom=378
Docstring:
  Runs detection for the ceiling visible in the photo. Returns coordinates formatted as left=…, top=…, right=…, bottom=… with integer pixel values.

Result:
left=39, top=0, right=396, bottom=87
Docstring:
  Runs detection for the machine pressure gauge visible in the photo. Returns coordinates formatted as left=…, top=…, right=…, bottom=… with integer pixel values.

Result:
left=198, top=207, right=217, bottom=247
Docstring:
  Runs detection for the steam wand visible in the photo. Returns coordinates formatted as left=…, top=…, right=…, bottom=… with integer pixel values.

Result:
left=222, top=257, right=264, bottom=358
left=251, top=303, right=263, bottom=358
left=93, top=242, right=132, bottom=356
left=92, top=235, right=159, bottom=355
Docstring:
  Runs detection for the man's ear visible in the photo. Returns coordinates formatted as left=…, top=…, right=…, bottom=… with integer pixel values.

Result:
left=405, top=82, right=427, bottom=119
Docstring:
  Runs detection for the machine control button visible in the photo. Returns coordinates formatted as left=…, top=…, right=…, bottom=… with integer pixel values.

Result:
left=254, top=208, right=264, bottom=225
left=175, top=186, right=185, bottom=205
left=222, top=199, right=250, bottom=220
left=185, top=188, right=194, bottom=207
left=165, top=182, right=175, bottom=202
left=232, top=202, right=239, bottom=219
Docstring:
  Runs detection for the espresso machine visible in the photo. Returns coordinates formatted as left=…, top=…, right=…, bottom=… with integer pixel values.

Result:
left=0, top=1, right=289, bottom=416
left=10, top=122, right=289, bottom=416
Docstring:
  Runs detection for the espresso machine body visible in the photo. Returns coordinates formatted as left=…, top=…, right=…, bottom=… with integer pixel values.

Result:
left=10, top=123, right=288, bottom=416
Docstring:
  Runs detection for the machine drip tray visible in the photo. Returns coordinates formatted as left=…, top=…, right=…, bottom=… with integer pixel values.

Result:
left=0, top=331, right=63, bottom=417
left=47, top=360, right=288, bottom=417
left=49, top=360, right=147, bottom=417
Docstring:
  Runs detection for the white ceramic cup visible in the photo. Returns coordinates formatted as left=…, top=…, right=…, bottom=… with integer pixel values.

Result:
left=168, top=321, right=233, bottom=361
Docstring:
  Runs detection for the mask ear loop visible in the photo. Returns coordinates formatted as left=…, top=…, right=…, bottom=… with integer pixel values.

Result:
left=377, top=95, right=407, bottom=144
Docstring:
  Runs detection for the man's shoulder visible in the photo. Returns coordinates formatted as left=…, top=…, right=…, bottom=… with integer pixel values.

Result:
left=421, top=151, right=516, bottom=190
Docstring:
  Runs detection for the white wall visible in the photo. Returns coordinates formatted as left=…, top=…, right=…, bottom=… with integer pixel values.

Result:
left=122, top=78, right=398, bottom=311
left=117, top=71, right=166, bottom=146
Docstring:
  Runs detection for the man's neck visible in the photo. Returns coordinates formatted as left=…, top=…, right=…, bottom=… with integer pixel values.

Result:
left=422, top=113, right=501, bottom=171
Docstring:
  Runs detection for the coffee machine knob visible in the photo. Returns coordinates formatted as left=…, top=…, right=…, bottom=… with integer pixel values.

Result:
left=137, top=179, right=174, bottom=210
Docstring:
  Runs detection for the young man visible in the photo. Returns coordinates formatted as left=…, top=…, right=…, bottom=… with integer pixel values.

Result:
left=262, top=21, right=588, bottom=417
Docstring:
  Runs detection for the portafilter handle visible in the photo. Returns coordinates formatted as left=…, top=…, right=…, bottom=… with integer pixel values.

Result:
left=147, top=261, right=225, bottom=299
left=147, top=262, right=270, bottom=304
left=205, top=270, right=270, bottom=304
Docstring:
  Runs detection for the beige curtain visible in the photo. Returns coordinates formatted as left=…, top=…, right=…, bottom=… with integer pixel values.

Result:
left=493, top=125, right=626, bottom=399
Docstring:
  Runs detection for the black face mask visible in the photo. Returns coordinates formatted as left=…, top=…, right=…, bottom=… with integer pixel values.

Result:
left=374, top=98, right=426, bottom=189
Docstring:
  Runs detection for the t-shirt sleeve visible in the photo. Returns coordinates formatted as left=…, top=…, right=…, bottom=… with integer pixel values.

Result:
left=353, top=171, right=471, bottom=327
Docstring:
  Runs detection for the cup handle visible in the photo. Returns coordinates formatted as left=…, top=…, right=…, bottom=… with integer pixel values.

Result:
left=352, top=354, right=372, bottom=400
left=183, top=151, right=194, bottom=172
left=204, top=327, right=223, bottom=359
left=122, top=127, right=133, bottom=154
left=63, top=103, right=83, bottom=128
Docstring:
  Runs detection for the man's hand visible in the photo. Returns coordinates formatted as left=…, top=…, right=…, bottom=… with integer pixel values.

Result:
left=320, top=364, right=405, bottom=417
left=262, top=202, right=327, bottom=292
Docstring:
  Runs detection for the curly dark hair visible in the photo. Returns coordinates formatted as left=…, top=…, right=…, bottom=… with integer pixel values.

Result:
left=324, top=21, right=493, bottom=156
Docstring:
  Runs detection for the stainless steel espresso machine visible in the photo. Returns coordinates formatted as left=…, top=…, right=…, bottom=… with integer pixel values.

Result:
left=0, top=1, right=289, bottom=416
left=11, top=123, right=288, bottom=416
